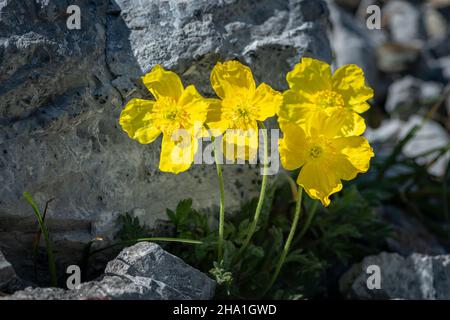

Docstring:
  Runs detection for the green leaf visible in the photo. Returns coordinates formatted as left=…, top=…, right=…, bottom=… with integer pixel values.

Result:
left=166, top=209, right=177, bottom=224
left=23, top=192, right=57, bottom=287
left=117, top=213, right=150, bottom=241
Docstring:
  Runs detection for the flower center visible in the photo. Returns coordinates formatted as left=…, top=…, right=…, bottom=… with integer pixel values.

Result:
left=236, top=107, right=250, bottom=118
left=223, top=98, right=258, bottom=130
left=149, top=96, right=190, bottom=135
left=314, top=90, right=345, bottom=109
left=164, top=110, right=178, bottom=121
left=309, top=145, right=323, bottom=159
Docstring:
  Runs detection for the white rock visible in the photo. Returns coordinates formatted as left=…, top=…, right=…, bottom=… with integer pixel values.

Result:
left=0, top=251, right=16, bottom=290
left=366, top=116, right=450, bottom=176
left=340, top=252, right=450, bottom=299
left=385, top=76, right=443, bottom=117
left=383, top=0, right=426, bottom=45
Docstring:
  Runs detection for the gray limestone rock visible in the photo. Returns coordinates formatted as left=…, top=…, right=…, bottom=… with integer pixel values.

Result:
left=326, top=0, right=386, bottom=100
left=385, top=76, right=443, bottom=117
left=104, top=242, right=215, bottom=300
left=340, top=252, right=450, bottom=299
left=2, top=242, right=215, bottom=300
left=0, top=0, right=332, bottom=280
left=332, top=0, right=362, bottom=12
left=0, top=250, right=16, bottom=291
left=383, top=0, right=426, bottom=45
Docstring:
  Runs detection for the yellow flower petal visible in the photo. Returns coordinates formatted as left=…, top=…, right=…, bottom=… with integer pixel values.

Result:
left=205, top=98, right=230, bottom=137
left=222, top=125, right=259, bottom=162
left=332, top=156, right=360, bottom=181
left=210, top=60, right=256, bottom=99
left=282, top=89, right=315, bottom=109
left=334, top=136, right=374, bottom=173
left=279, top=122, right=307, bottom=170
left=286, top=57, right=332, bottom=93
left=252, top=83, right=282, bottom=121
left=278, top=108, right=374, bottom=206
left=325, top=108, right=367, bottom=137
left=297, top=162, right=343, bottom=207
left=352, top=102, right=371, bottom=113
left=159, top=132, right=198, bottom=174
left=142, top=64, right=184, bottom=101
left=119, top=98, right=161, bottom=144
left=287, top=106, right=331, bottom=138
left=177, top=85, right=209, bottom=135
left=332, top=64, right=374, bottom=113
left=278, top=90, right=315, bottom=127
left=297, top=108, right=366, bottom=139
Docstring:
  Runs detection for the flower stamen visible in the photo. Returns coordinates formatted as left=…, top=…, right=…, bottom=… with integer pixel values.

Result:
left=309, top=145, right=323, bottom=159
left=314, top=90, right=345, bottom=109
left=223, top=99, right=258, bottom=130
left=148, top=96, right=191, bottom=135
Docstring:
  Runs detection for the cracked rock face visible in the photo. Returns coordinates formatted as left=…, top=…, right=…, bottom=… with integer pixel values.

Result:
left=0, top=0, right=331, bottom=280
left=2, top=242, right=216, bottom=300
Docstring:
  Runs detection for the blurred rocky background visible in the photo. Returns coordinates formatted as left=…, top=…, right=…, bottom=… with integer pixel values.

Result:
left=328, top=0, right=450, bottom=299
left=328, top=0, right=450, bottom=176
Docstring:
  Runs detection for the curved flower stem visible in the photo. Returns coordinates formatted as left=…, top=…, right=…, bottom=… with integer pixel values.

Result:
left=280, top=171, right=298, bottom=201
left=264, top=187, right=303, bottom=296
left=297, top=200, right=319, bottom=240
left=235, top=121, right=269, bottom=261
left=212, top=135, right=226, bottom=262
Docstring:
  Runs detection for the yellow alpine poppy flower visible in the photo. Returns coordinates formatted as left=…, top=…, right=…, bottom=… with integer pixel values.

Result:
left=119, top=65, right=209, bottom=174
left=279, top=57, right=374, bottom=136
left=278, top=113, right=374, bottom=206
left=206, top=60, right=282, bottom=160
